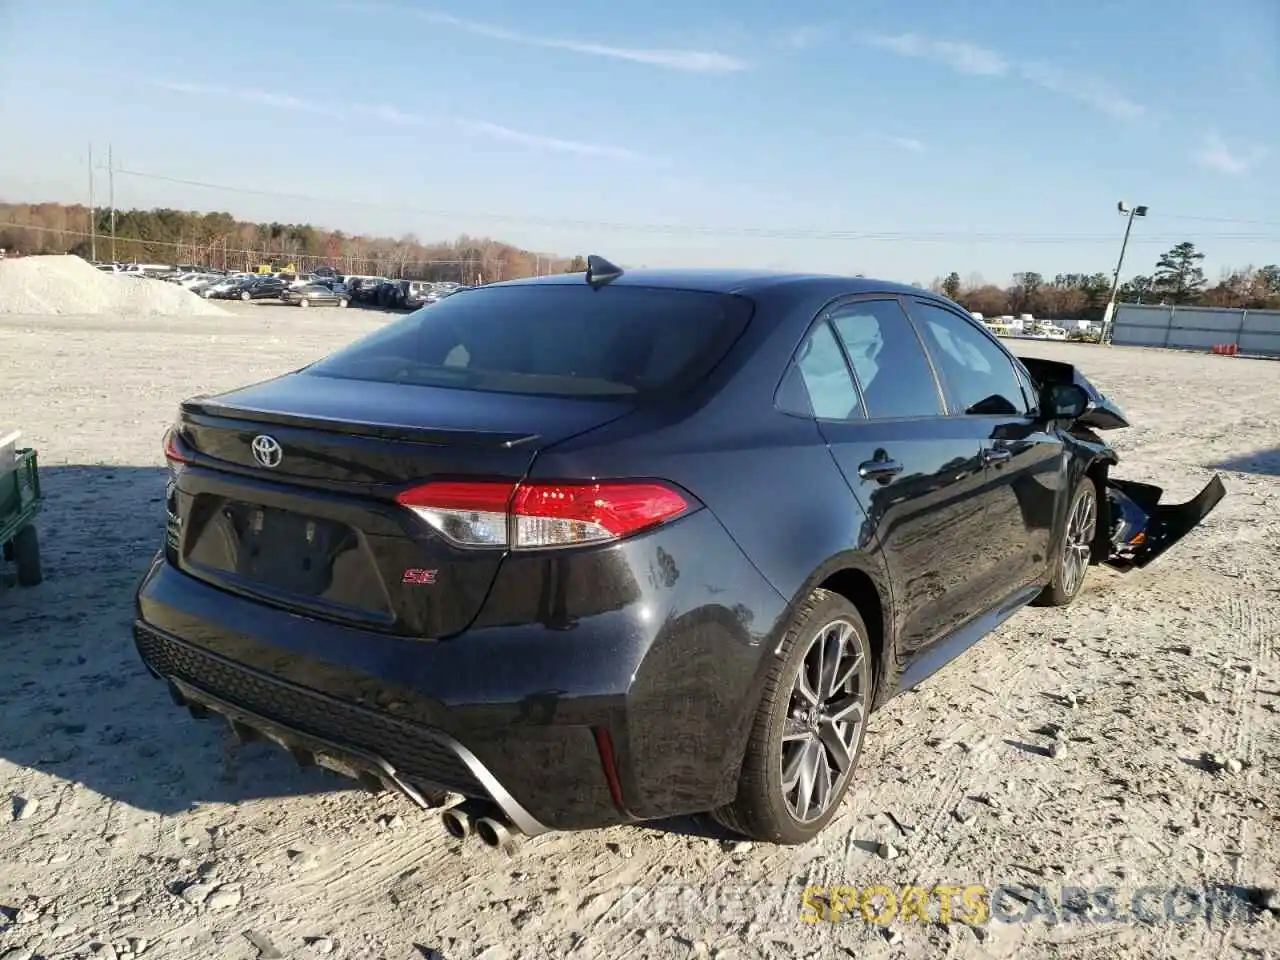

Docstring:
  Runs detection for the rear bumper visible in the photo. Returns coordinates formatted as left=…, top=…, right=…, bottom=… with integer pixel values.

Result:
left=133, top=509, right=788, bottom=830
left=136, top=623, right=551, bottom=834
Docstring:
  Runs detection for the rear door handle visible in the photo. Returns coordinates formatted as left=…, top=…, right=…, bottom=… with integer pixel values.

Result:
left=982, top=445, right=1012, bottom=465
left=858, top=457, right=904, bottom=483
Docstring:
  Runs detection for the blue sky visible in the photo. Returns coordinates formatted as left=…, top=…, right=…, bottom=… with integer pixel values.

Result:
left=1, top=0, right=1277, bottom=283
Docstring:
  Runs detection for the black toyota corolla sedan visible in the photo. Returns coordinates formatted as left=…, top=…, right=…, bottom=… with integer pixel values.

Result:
left=134, top=257, right=1224, bottom=846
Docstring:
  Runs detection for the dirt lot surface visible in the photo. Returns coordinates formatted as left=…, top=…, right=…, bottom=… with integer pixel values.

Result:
left=1, top=306, right=1278, bottom=960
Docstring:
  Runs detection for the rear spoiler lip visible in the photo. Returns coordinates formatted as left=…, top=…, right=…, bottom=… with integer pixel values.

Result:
left=1104, top=474, right=1227, bottom=571
left=179, top=401, right=542, bottom=450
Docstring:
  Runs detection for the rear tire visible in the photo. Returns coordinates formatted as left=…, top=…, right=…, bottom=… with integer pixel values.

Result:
left=713, top=589, right=873, bottom=844
left=337, top=298, right=348, bottom=308
left=14, top=525, right=42, bottom=586
left=1033, top=475, right=1098, bottom=607
left=299, top=298, right=310, bottom=309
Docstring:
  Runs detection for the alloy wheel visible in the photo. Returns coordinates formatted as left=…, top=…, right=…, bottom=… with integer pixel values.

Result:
left=1062, top=486, right=1096, bottom=596
left=780, top=619, right=868, bottom=822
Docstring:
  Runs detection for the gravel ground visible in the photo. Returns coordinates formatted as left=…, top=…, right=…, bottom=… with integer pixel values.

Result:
left=0, top=257, right=230, bottom=317
left=1, top=309, right=1277, bottom=960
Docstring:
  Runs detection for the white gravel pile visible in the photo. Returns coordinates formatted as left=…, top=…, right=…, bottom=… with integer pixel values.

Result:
left=0, top=255, right=230, bottom=316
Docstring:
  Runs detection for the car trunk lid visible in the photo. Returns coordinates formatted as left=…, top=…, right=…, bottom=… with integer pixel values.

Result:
left=166, top=372, right=635, bottom=637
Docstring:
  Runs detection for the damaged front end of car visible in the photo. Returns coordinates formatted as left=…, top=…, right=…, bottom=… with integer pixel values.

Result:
left=1021, top=355, right=1227, bottom=571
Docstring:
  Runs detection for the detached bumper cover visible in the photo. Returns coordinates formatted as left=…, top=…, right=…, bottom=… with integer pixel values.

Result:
left=1105, top=474, right=1226, bottom=570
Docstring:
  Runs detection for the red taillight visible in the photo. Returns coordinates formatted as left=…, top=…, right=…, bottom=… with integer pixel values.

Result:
left=163, top=428, right=191, bottom=465
left=395, top=480, right=691, bottom=549
left=512, top=482, right=689, bottom=546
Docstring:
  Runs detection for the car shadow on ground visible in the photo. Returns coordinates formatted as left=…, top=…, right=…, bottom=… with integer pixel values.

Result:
left=1212, top=446, right=1280, bottom=477
left=0, top=465, right=344, bottom=816
left=245, top=300, right=348, bottom=310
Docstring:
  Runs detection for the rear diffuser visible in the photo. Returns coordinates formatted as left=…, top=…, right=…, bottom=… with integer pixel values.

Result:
left=168, top=676, right=438, bottom=808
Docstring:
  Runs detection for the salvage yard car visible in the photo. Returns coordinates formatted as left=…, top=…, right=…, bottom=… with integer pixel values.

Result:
left=280, top=282, right=350, bottom=308
left=134, top=259, right=1225, bottom=847
left=237, top=276, right=287, bottom=301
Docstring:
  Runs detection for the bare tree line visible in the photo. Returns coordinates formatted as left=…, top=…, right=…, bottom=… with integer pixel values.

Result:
left=929, top=241, right=1280, bottom=322
left=0, top=203, right=582, bottom=283
left=4, top=202, right=1276, bottom=315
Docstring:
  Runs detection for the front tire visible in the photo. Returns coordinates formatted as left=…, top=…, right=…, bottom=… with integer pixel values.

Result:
left=1033, top=475, right=1098, bottom=607
left=299, top=298, right=309, bottom=309
left=714, top=589, right=873, bottom=843
left=239, top=290, right=251, bottom=301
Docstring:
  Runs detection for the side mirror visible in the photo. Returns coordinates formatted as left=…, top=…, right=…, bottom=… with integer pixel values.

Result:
left=1043, top=382, right=1089, bottom=420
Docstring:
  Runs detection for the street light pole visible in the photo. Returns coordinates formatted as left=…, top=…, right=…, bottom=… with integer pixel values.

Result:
left=108, top=143, right=116, bottom=262
left=1101, top=201, right=1147, bottom=344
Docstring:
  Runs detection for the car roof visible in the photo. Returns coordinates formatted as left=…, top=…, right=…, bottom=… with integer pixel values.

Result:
left=485, top=268, right=930, bottom=299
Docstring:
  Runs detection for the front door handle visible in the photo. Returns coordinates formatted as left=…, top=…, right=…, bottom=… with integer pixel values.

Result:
left=858, top=456, right=904, bottom=484
left=982, top=445, right=1012, bottom=465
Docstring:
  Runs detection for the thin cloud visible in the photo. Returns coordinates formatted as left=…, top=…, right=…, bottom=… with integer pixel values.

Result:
left=149, top=80, right=654, bottom=161
left=241, top=90, right=323, bottom=112
left=340, top=4, right=747, bottom=73
left=1018, top=61, right=1143, bottom=121
left=152, top=80, right=222, bottom=96
left=353, top=103, right=423, bottom=125
left=1193, top=132, right=1268, bottom=175
left=865, top=31, right=1144, bottom=119
left=867, top=33, right=1007, bottom=76
left=884, top=135, right=926, bottom=153
left=783, top=25, right=830, bottom=50
left=151, top=80, right=324, bottom=113
left=455, top=119, right=652, bottom=161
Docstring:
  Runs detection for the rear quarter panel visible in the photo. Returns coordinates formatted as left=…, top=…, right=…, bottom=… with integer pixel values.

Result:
left=528, top=289, right=899, bottom=801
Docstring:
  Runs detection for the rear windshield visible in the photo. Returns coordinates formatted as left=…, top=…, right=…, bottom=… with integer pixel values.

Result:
left=304, top=284, right=753, bottom=397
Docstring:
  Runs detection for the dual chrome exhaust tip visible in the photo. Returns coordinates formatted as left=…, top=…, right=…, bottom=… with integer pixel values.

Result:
left=440, top=799, right=519, bottom=852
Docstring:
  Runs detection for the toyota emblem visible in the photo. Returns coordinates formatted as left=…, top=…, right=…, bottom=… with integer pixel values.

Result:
left=251, top=434, right=283, bottom=468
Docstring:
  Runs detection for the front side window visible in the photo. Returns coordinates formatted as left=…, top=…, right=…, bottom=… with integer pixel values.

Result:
left=908, top=300, right=1032, bottom=416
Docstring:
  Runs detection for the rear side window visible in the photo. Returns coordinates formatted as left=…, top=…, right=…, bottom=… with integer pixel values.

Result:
left=305, top=284, right=753, bottom=398
left=778, top=321, right=863, bottom=420
left=828, top=299, right=944, bottom=419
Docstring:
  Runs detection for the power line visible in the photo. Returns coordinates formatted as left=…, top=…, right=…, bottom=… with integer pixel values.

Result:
left=1159, top=211, right=1280, bottom=228
left=107, top=167, right=1280, bottom=245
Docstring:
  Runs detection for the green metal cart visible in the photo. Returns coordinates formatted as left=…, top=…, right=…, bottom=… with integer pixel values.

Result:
left=1, top=430, right=42, bottom=587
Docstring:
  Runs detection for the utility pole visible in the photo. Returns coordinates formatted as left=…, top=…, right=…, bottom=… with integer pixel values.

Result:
left=88, top=144, right=96, bottom=261
left=108, top=143, right=117, bottom=261
left=1101, top=200, right=1147, bottom=344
